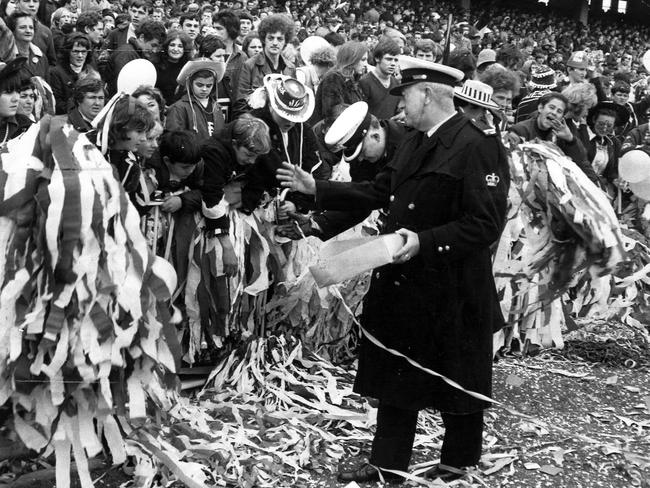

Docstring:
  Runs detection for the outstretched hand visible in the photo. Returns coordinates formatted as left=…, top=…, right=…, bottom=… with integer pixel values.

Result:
left=276, top=162, right=317, bottom=195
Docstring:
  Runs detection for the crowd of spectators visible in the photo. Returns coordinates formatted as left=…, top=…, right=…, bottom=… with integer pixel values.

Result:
left=0, top=0, right=650, bottom=357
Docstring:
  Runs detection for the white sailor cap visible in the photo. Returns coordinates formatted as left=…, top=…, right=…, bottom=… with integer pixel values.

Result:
left=324, top=101, right=371, bottom=161
left=389, top=56, right=464, bottom=96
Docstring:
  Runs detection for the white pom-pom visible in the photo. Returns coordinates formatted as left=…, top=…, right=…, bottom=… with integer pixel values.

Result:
left=247, top=87, right=268, bottom=109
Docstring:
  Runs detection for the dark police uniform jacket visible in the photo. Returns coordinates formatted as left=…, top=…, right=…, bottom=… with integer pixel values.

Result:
left=315, top=112, right=510, bottom=414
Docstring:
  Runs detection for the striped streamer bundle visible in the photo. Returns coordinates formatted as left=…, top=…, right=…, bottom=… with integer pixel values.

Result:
left=0, top=119, right=179, bottom=488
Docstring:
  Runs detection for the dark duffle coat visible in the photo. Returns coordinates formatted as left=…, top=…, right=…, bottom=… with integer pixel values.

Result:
left=315, top=112, right=510, bottom=414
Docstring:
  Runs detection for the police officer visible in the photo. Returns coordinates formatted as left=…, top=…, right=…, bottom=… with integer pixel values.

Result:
left=277, top=56, right=510, bottom=483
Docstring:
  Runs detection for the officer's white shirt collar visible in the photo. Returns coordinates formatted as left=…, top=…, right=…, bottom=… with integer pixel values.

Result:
left=426, top=112, right=456, bottom=137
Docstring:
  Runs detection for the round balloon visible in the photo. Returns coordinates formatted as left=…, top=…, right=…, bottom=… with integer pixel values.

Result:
left=619, top=149, right=650, bottom=183
left=117, top=59, right=157, bottom=94
left=629, top=178, right=650, bottom=200
left=643, top=50, right=650, bottom=73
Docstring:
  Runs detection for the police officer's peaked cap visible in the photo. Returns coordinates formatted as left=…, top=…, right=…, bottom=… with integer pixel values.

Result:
left=389, top=56, right=464, bottom=96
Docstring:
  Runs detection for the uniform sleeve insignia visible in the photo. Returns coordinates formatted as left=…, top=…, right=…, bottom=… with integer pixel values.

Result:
left=486, top=173, right=500, bottom=187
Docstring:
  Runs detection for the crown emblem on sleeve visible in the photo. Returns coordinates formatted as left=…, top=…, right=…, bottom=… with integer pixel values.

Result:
left=486, top=173, right=500, bottom=187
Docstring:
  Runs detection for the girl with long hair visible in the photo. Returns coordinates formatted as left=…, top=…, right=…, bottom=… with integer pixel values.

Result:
left=156, top=30, right=193, bottom=106
left=312, top=40, right=368, bottom=123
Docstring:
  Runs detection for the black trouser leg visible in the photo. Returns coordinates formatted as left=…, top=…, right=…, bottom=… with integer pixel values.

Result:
left=439, top=411, right=484, bottom=468
left=369, top=402, right=419, bottom=471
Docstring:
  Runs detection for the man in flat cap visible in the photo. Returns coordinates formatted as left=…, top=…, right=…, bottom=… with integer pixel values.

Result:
left=277, top=56, right=510, bottom=483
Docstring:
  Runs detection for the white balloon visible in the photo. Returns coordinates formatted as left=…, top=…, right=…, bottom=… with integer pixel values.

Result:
left=117, top=59, right=157, bottom=94
left=643, top=50, right=650, bottom=73
left=629, top=178, right=650, bottom=200
left=619, top=150, right=650, bottom=183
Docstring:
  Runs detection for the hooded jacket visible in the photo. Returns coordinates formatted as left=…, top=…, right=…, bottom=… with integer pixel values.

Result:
left=166, top=93, right=226, bottom=143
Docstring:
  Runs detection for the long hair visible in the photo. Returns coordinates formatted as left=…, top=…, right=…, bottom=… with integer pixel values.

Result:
left=161, top=30, right=193, bottom=65
left=334, top=41, right=367, bottom=79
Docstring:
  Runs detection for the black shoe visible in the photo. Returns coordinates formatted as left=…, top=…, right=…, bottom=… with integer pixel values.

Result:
left=424, top=464, right=466, bottom=482
left=337, top=462, right=402, bottom=483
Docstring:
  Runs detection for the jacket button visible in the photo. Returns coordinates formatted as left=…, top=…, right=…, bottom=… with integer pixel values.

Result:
left=375, top=272, right=380, bottom=279
left=445, top=245, right=450, bottom=251
left=389, top=195, right=395, bottom=202
left=393, top=281, right=400, bottom=286
left=438, top=246, right=444, bottom=252
left=407, top=203, right=415, bottom=210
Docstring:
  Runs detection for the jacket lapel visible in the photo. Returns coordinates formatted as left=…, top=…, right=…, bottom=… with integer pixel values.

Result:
left=391, top=130, right=439, bottom=190
left=390, top=114, right=467, bottom=190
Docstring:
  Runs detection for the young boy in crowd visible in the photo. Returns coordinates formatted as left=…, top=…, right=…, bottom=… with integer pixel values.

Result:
left=166, top=58, right=226, bottom=142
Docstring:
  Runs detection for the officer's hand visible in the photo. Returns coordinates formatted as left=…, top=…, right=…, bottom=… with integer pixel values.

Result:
left=276, top=162, right=316, bottom=195
left=393, top=228, right=420, bottom=264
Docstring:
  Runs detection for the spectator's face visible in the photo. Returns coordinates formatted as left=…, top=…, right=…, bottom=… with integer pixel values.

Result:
left=415, top=49, right=434, bottom=62
left=85, top=21, right=104, bottom=44
left=612, top=89, right=629, bottom=105
left=593, top=113, right=615, bottom=137
left=59, top=10, right=72, bottom=25
left=152, top=11, right=162, bottom=22
left=621, top=54, right=632, bottom=66
left=353, top=53, right=368, bottom=75
left=567, top=101, right=587, bottom=121
left=69, top=41, right=88, bottom=68
left=137, top=121, right=163, bottom=159
left=167, top=38, right=184, bottom=60
left=191, top=75, right=214, bottom=100
left=270, top=108, right=295, bottom=132
left=136, top=94, right=160, bottom=120
left=17, top=0, right=38, bottom=17
left=103, top=15, right=114, bottom=32
left=240, top=18, right=252, bottom=35
left=264, top=31, right=286, bottom=58
left=167, top=161, right=196, bottom=179
left=17, top=88, right=34, bottom=117
left=360, top=125, right=386, bottom=162
left=376, top=53, right=398, bottom=76
left=246, top=37, right=263, bottom=57
left=209, top=48, right=227, bottom=62
left=491, top=90, right=513, bottom=112
left=138, top=36, right=162, bottom=62
left=233, top=145, right=259, bottom=166
left=129, top=5, right=148, bottom=27
left=4, top=0, right=17, bottom=17
left=78, top=89, right=104, bottom=120
left=182, top=18, right=200, bottom=39
left=568, top=67, right=587, bottom=83
left=212, top=21, right=230, bottom=41
left=537, top=98, right=566, bottom=130
left=13, top=16, right=34, bottom=44
left=119, top=129, right=148, bottom=152
left=0, top=90, right=19, bottom=118
left=202, top=12, right=213, bottom=26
